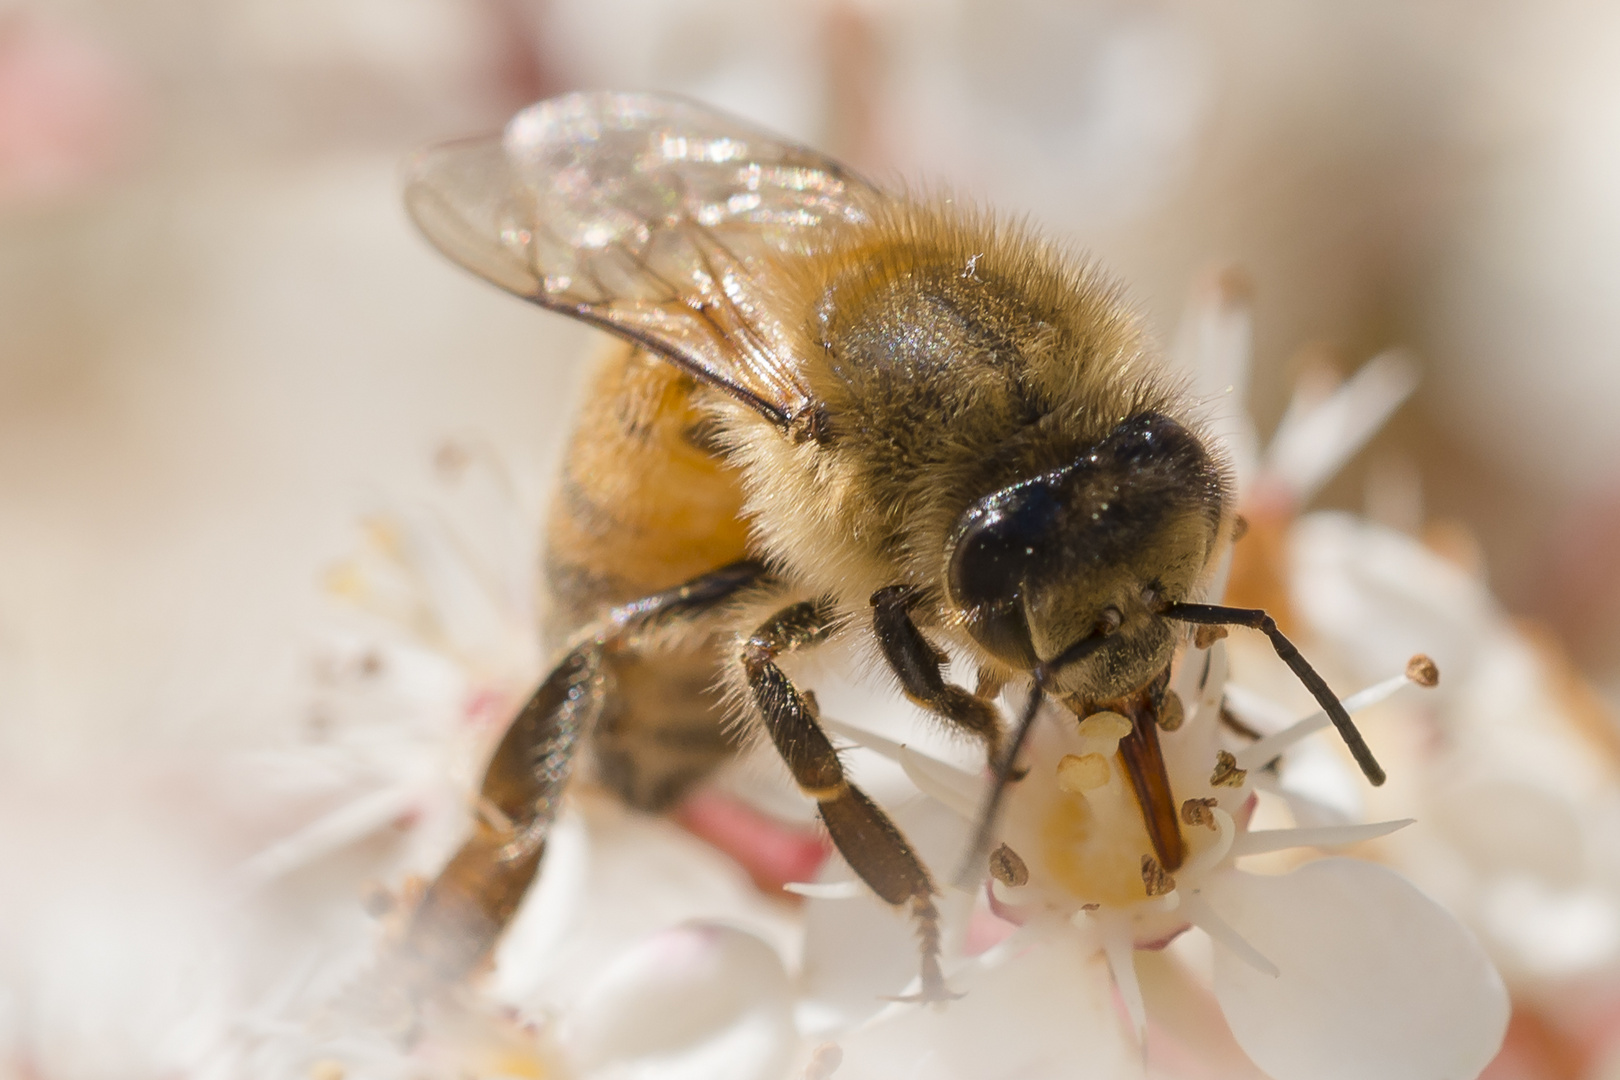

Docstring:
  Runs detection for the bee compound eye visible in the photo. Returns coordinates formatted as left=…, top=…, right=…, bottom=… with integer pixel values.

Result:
left=948, top=479, right=1065, bottom=668
left=947, top=480, right=1061, bottom=608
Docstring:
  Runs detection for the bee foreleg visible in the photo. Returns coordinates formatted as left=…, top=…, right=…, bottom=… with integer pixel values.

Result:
left=742, top=599, right=958, bottom=1003
left=871, top=585, right=1004, bottom=763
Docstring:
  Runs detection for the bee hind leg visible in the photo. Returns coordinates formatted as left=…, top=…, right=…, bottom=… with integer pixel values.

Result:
left=390, top=559, right=769, bottom=999
left=389, top=643, right=605, bottom=993
left=742, top=599, right=960, bottom=1003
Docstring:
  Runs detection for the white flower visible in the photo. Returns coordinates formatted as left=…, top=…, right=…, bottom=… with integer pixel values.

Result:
left=1175, top=274, right=1620, bottom=1002
left=778, top=280, right=1512, bottom=1079
left=1280, top=506, right=1620, bottom=995
left=812, top=629, right=1507, bottom=1080
left=224, top=445, right=807, bottom=1079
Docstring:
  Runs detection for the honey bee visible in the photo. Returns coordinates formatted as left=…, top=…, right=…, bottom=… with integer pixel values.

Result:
left=391, top=90, right=1384, bottom=1002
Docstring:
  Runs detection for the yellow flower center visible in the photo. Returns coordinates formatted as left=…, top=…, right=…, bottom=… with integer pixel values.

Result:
left=1039, top=751, right=1165, bottom=906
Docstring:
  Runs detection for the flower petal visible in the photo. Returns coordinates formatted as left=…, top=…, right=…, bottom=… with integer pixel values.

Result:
left=797, top=800, right=974, bottom=1032
left=1205, top=859, right=1508, bottom=1080
left=835, top=933, right=1143, bottom=1080
left=565, top=922, right=797, bottom=1080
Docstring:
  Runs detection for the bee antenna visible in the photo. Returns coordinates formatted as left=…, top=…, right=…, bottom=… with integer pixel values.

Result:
left=1158, top=602, right=1386, bottom=786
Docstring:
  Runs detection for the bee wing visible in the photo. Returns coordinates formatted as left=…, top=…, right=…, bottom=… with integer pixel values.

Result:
left=405, top=91, right=882, bottom=426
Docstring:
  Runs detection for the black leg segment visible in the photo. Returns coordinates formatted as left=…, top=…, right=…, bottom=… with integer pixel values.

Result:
left=871, top=585, right=1004, bottom=761
left=391, top=559, right=770, bottom=997
left=742, top=598, right=956, bottom=1001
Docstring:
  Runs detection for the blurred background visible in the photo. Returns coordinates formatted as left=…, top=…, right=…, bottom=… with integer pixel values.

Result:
left=4, top=0, right=1620, bottom=1075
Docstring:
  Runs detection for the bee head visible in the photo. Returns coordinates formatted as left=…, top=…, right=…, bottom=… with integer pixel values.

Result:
left=945, top=412, right=1226, bottom=700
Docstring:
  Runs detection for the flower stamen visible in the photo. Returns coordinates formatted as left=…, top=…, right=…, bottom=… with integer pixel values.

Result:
left=1181, top=892, right=1279, bottom=977
left=1233, top=661, right=1437, bottom=772
left=1098, top=915, right=1149, bottom=1043
left=783, top=880, right=865, bottom=900
left=1228, top=818, right=1414, bottom=858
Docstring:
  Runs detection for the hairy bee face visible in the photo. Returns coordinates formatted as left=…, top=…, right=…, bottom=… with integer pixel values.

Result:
left=946, top=412, right=1226, bottom=701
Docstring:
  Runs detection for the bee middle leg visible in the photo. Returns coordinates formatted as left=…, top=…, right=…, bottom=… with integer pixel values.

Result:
left=742, top=599, right=957, bottom=1002
left=871, top=585, right=1003, bottom=763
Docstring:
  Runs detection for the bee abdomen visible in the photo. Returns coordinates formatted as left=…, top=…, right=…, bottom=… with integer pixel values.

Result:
left=543, top=342, right=756, bottom=809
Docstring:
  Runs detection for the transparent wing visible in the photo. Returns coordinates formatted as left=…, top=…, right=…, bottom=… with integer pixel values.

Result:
left=405, top=90, right=883, bottom=426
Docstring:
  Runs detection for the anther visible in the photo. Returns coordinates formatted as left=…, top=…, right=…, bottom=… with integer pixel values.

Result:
left=1210, top=749, right=1248, bottom=788
left=1181, top=797, right=1218, bottom=830
left=1231, top=514, right=1250, bottom=542
left=1406, top=654, right=1440, bottom=688
left=1194, top=624, right=1229, bottom=649
left=1157, top=690, right=1185, bottom=732
left=989, top=842, right=1030, bottom=887
left=742, top=637, right=775, bottom=668
left=1141, top=854, right=1176, bottom=897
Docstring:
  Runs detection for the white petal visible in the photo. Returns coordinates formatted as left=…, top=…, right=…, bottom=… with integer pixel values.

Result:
left=835, top=933, right=1143, bottom=1080
left=492, top=801, right=796, bottom=1008
left=1288, top=512, right=1493, bottom=686
left=898, top=745, right=982, bottom=822
left=797, top=802, right=975, bottom=1033
left=565, top=923, right=797, bottom=1080
left=1171, top=273, right=1260, bottom=490
left=1205, top=859, right=1508, bottom=1080
left=1272, top=737, right=1362, bottom=825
